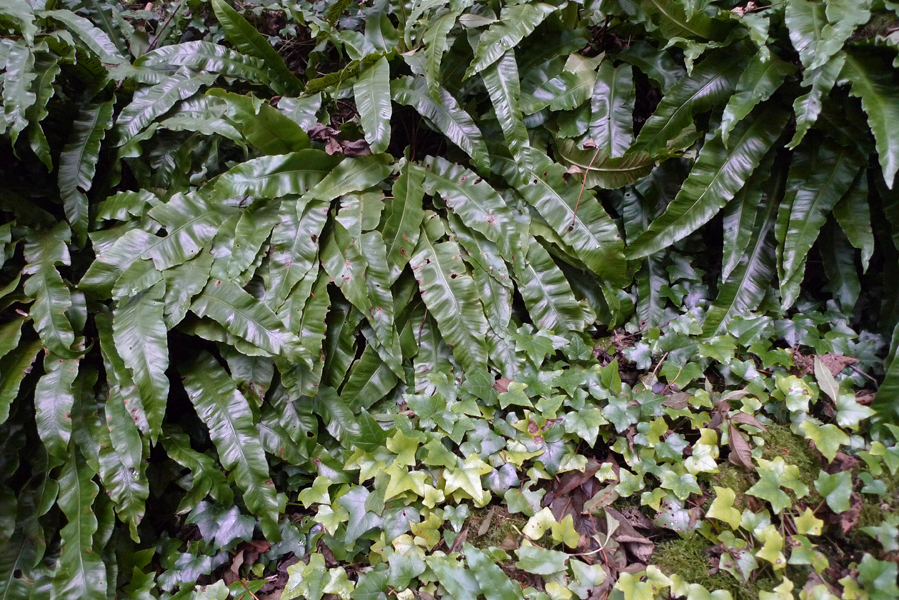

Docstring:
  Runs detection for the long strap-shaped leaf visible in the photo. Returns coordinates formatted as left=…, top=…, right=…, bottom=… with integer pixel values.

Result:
left=464, top=3, right=557, bottom=78
left=23, top=223, right=76, bottom=357
left=354, top=57, right=392, bottom=155
left=210, top=0, right=303, bottom=95
left=778, top=141, right=863, bottom=296
left=589, top=61, right=635, bottom=158
left=410, top=216, right=488, bottom=373
left=34, top=350, right=80, bottom=461
left=58, top=99, right=115, bottom=245
left=873, top=322, right=899, bottom=422
left=134, top=41, right=272, bottom=86
left=626, top=103, right=789, bottom=260
left=112, top=283, right=169, bottom=443
left=72, top=365, right=149, bottom=542
left=50, top=449, right=106, bottom=600
left=839, top=51, right=899, bottom=189
left=392, top=77, right=490, bottom=174
left=206, top=89, right=310, bottom=155
left=383, top=162, right=426, bottom=284
left=267, top=199, right=328, bottom=310
left=181, top=351, right=281, bottom=542
left=143, top=192, right=237, bottom=270
left=518, top=150, right=626, bottom=284
left=2, top=41, right=36, bottom=145
left=482, top=51, right=532, bottom=171
left=515, top=238, right=585, bottom=333
left=115, top=68, right=216, bottom=145
left=0, top=335, right=43, bottom=426
left=422, top=156, right=520, bottom=261
left=207, top=150, right=342, bottom=200
left=832, top=172, right=874, bottom=271
left=630, top=49, right=747, bottom=156
left=703, top=167, right=784, bottom=337
left=191, top=278, right=305, bottom=362
left=720, top=52, right=795, bottom=146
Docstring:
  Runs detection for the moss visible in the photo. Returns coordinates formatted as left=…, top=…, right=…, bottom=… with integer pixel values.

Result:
left=757, top=423, right=822, bottom=490
left=652, top=536, right=777, bottom=600
left=466, top=506, right=530, bottom=549
left=712, top=464, right=755, bottom=509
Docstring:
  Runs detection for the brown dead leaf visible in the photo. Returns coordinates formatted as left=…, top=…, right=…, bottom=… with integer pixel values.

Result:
left=450, top=526, right=469, bottom=554
left=663, top=392, right=691, bottom=410
left=583, top=483, right=619, bottom=514
left=325, top=137, right=342, bottom=155
left=553, top=459, right=602, bottom=497
left=477, top=508, right=494, bottom=537
left=826, top=452, right=859, bottom=474
left=819, top=354, right=860, bottom=377
left=494, top=378, right=512, bottom=394
left=338, top=139, right=372, bottom=157
left=730, top=412, right=767, bottom=432
left=837, top=493, right=862, bottom=533
left=728, top=423, right=754, bottom=470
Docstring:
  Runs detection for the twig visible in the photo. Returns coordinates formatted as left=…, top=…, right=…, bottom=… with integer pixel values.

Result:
left=417, top=308, right=429, bottom=345
left=571, top=146, right=602, bottom=229
left=240, top=580, right=260, bottom=600
left=849, top=364, right=878, bottom=389
left=148, top=0, right=184, bottom=52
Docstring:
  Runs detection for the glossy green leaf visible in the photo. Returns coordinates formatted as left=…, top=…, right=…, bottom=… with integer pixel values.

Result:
left=51, top=449, right=106, bottom=600
left=422, top=155, right=519, bottom=261
left=554, top=139, right=655, bottom=190
left=23, top=223, right=76, bottom=357
left=181, top=351, right=281, bottom=541
left=191, top=278, right=303, bottom=361
left=206, top=89, right=310, bottom=154
left=392, top=76, right=489, bottom=173
left=210, top=0, right=303, bottom=95
left=354, top=57, right=391, bottom=155
left=208, top=150, right=341, bottom=200
left=626, top=103, right=789, bottom=260
left=144, top=192, right=237, bottom=270
left=112, top=283, right=168, bottom=442
left=410, top=216, right=488, bottom=373
left=482, top=51, right=531, bottom=171
left=704, top=160, right=782, bottom=336
left=779, top=141, right=864, bottom=301
left=34, top=350, right=79, bottom=461
left=589, top=61, right=635, bottom=158
left=639, top=0, right=727, bottom=41
left=58, top=99, right=114, bottom=245
left=839, top=52, right=899, bottom=188
left=720, top=52, right=795, bottom=146
left=135, top=41, right=271, bottom=86
left=2, top=41, right=36, bottom=145
left=788, top=52, right=846, bottom=149
left=519, top=149, right=626, bottom=283
left=306, top=154, right=393, bottom=202
left=42, top=9, right=126, bottom=64
left=0, top=336, right=44, bottom=426
left=833, top=172, right=874, bottom=272
left=515, top=239, right=584, bottom=333
left=383, top=162, right=425, bottom=283
left=465, top=3, right=556, bottom=78
left=115, top=68, right=215, bottom=145
left=631, top=49, right=746, bottom=155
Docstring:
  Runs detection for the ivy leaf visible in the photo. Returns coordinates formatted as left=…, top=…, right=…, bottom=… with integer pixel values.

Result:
left=464, top=544, right=525, bottom=600
left=515, top=546, right=568, bottom=575
left=337, top=487, right=384, bottom=544
left=181, top=351, right=281, bottom=542
left=387, top=552, right=426, bottom=590
left=660, top=470, right=701, bottom=500
left=707, top=486, right=741, bottom=529
left=747, top=467, right=792, bottom=514
left=800, top=421, right=848, bottom=463
left=813, top=471, right=852, bottom=513
left=444, top=454, right=492, bottom=505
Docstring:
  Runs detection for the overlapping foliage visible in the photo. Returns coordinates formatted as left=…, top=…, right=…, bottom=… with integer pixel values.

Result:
left=2, top=0, right=899, bottom=599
